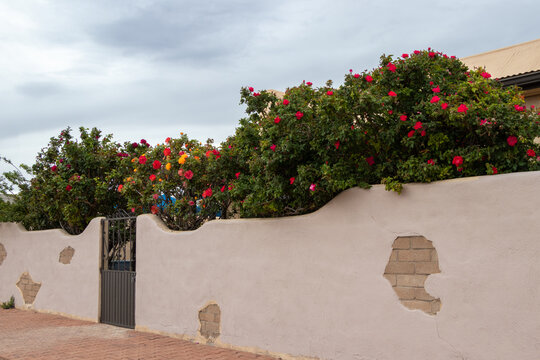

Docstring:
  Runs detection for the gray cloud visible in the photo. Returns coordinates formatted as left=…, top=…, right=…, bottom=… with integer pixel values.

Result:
left=16, top=81, right=65, bottom=98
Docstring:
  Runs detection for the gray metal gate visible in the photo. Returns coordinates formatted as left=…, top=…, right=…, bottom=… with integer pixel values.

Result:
left=100, top=210, right=136, bottom=328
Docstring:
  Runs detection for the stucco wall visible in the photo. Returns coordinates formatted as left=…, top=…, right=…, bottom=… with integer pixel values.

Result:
left=0, top=218, right=101, bottom=321
left=136, top=171, right=540, bottom=360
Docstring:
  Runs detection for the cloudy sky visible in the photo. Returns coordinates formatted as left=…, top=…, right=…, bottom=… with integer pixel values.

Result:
left=1, top=0, right=539, bottom=176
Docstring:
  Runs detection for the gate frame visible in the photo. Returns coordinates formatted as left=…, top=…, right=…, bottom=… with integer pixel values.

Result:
left=99, top=210, right=137, bottom=328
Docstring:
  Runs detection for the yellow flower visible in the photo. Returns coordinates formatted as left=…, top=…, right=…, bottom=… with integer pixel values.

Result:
left=178, top=154, right=188, bottom=164
left=134, top=168, right=137, bottom=172
left=131, top=158, right=137, bottom=163
left=158, top=178, right=162, bottom=182
left=165, top=163, right=171, bottom=171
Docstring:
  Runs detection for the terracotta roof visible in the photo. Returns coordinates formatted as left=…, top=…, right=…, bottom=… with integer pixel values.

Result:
left=461, top=38, right=540, bottom=79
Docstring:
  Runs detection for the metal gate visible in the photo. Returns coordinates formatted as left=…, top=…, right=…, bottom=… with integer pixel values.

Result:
left=100, top=210, right=136, bottom=328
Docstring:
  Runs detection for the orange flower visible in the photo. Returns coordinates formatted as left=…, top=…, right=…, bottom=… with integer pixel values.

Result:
left=165, top=163, right=171, bottom=170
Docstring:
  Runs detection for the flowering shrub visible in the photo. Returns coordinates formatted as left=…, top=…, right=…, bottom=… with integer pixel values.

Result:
left=2, top=49, right=540, bottom=231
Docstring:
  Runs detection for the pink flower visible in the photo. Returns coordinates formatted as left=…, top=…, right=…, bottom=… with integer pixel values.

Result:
left=387, top=63, right=396, bottom=72
left=388, top=91, right=397, bottom=97
left=248, top=87, right=254, bottom=92
left=430, top=96, right=440, bottom=103
left=441, top=103, right=448, bottom=110
left=507, top=136, right=518, bottom=147
left=306, top=82, right=313, bottom=86
left=149, top=174, right=156, bottom=181
left=326, top=90, right=333, bottom=96
left=295, top=111, right=304, bottom=119
left=184, top=170, right=193, bottom=180
left=153, top=193, right=159, bottom=200
left=140, top=139, right=147, bottom=145
left=365, top=75, right=373, bottom=83
left=274, top=116, right=281, bottom=124
left=407, top=130, right=415, bottom=138
left=51, top=165, right=57, bottom=172
left=353, top=73, right=360, bottom=78
left=365, top=156, right=375, bottom=166
left=270, top=144, right=276, bottom=152
left=66, top=184, right=72, bottom=191
left=481, top=72, right=491, bottom=79
left=400, top=114, right=407, bottom=121
left=335, top=140, right=340, bottom=149
left=432, top=85, right=440, bottom=93
left=235, top=172, right=240, bottom=179
left=309, top=183, right=316, bottom=191
left=427, top=159, right=434, bottom=165
left=452, top=156, right=463, bottom=167
left=152, top=160, right=161, bottom=170
left=188, top=200, right=195, bottom=206
left=289, top=177, right=295, bottom=185
left=457, top=104, right=468, bottom=113
left=480, top=119, right=488, bottom=125
left=283, top=99, right=290, bottom=105
left=413, top=121, right=423, bottom=130
left=402, top=53, right=409, bottom=58
left=527, top=149, right=536, bottom=157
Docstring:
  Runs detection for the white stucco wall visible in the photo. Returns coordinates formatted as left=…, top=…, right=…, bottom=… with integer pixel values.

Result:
left=0, top=218, right=101, bottom=321
left=136, top=171, right=540, bottom=360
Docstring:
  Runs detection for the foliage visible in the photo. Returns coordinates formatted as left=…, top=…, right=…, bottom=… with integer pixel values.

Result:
left=1, top=296, right=15, bottom=309
left=2, top=49, right=539, bottom=231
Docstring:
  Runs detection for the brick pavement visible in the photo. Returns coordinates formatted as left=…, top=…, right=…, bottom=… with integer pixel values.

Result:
left=0, top=309, right=280, bottom=360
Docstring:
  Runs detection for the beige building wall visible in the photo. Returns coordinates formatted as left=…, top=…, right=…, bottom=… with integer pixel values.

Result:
left=0, top=218, right=101, bottom=321
left=135, top=171, right=540, bottom=360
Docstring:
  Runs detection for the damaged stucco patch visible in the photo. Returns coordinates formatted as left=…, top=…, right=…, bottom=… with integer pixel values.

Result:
left=384, top=236, right=441, bottom=315
left=58, top=246, right=75, bottom=264
left=16, top=272, right=42, bottom=305
left=198, top=302, right=221, bottom=343
left=0, top=243, right=6, bottom=265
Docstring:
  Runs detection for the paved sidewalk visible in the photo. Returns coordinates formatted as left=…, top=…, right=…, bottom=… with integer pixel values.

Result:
left=0, top=309, right=279, bottom=360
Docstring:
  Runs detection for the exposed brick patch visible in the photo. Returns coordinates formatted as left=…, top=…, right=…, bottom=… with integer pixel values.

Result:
left=16, top=272, right=41, bottom=305
left=0, top=243, right=6, bottom=266
left=198, top=303, right=221, bottom=343
left=58, top=246, right=75, bottom=264
left=384, top=236, right=441, bottom=315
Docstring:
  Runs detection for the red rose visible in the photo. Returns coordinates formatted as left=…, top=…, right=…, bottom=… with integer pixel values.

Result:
left=413, top=121, right=422, bottom=130
left=253, top=92, right=260, bottom=97
left=481, top=72, right=491, bottom=79
left=283, top=99, right=289, bottom=105
left=365, top=156, right=375, bottom=166
left=492, top=167, right=498, bottom=174
left=402, top=53, right=409, bottom=58
left=140, top=139, right=147, bottom=144
left=184, top=170, right=193, bottom=180
left=388, top=91, right=397, bottom=97
left=407, top=130, right=415, bottom=138
left=163, top=148, right=171, bottom=156
left=430, top=96, right=440, bottom=103
left=514, top=105, right=525, bottom=112
left=202, top=187, right=213, bottom=198
left=188, top=200, right=195, bottom=206
left=274, top=116, right=281, bottom=124
left=507, top=136, right=518, bottom=147
left=306, top=82, right=313, bottom=86
left=235, top=172, right=240, bottom=179
left=421, top=130, right=426, bottom=137
left=428, top=51, right=435, bottom=58
left=165, top=137, right=171, bottom=143
left=387, top=63, right=396, bottom=72
left=457, top=104, right=468, bottom=113
left=132, top=142, right=138, bottom=148
left=427, top=159, right=434, bottom=165
left=400, top=114, right=407, bottom=121
left=149, top=174, right=156, bottom=181
left=353, top=73, right=360, bottom=78
left=326, top=90, right=333, bottom=96
left=527, top=149, right=536, bottom=157
left=452, top=156, right=463, bottom=167
left=441, top=103, right=448, bottom=110
left=118, top=184, right=123, bottom=192
left=334, top=140, right=340, bottom=149
left=66, top=184, right=72, bottom=191
left=51, top=165, right=57, bottom=172
left=221, top=185, right=226, bottom=192
left=289, top=177, right=295, bottom=185
left=414, top=50, right=420, bottom=55
left=270, top=144, right=276, bottom=152
left=139, top=155, right=147, bottom=164
left=248, top=87, right=254, bottom=92
left=151, top=205, right=158, bottom=214
left=152, top=160, right=161, bottom=170
left=365, top=75, right=373, bottom=83
left=432, top=85, right=440, bottom=93
left=295, top=111, right=304, bottom=119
